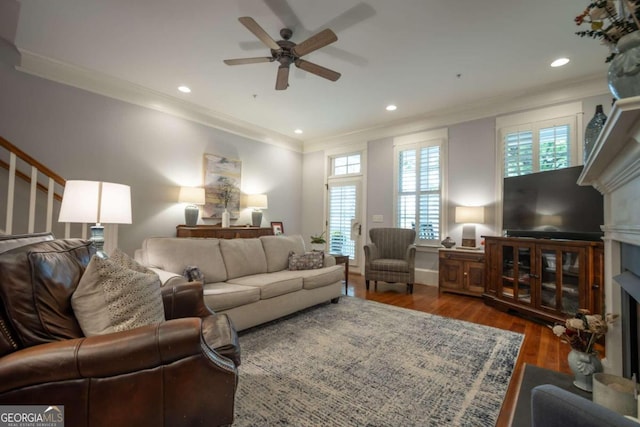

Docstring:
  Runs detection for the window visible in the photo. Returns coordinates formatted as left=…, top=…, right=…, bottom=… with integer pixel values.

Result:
left=503, top=123, right=571, bottom=177
left=395, top=136, right=443, bottom=244
left=500, top=105, right=578, bottom=178
left=331, top=153, right=361, bottom=176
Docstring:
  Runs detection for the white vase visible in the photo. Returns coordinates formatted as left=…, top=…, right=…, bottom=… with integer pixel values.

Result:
left=567, top=349, right=603, bottom=392
left=222, top=209, right=230, bottom=228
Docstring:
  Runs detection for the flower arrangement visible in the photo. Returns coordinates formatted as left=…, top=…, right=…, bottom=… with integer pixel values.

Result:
left=551, top=309, right=619, bottom=353
left=575, top=0, right=640, bottom=61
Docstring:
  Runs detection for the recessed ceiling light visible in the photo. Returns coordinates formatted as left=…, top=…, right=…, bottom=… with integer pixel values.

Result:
left=294, top=129, right=303, bottom=134
left=386, top=104, right=397, bottom=111
left=550, top=58, right=570, bottom=68
left=178, top=86, right=191, bottom=93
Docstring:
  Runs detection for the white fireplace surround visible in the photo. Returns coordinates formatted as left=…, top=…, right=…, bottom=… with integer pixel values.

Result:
left=578, top=96, right=640, bottom=376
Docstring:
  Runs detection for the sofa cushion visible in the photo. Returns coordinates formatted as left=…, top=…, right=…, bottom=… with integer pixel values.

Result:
left=0, top=239, right=94, bottom=348
left=140, top=237, right=227, bottom=283
left=227, top=271, right=303, bottom=299
left=72, top=254, right=165, bottom=336
left=288, top=251, right=324, bottom=271
left=371, top=258, right=410, bottom=273
left=260, top=235, right=306, bottom=272
left=297, top=265, right=344, bottom=290
left=203, top=283, right=261, bottom=311
left=0, top=232, right=54, bottom=254
left=220, top=239, right=268, bottom=280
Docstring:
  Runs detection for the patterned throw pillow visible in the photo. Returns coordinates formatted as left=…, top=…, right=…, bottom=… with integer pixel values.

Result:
left=183, top=265, right=205, bottom=283
left=288, top=251, right=324, bottom=271
left=72, top=254, right=165, bottom=336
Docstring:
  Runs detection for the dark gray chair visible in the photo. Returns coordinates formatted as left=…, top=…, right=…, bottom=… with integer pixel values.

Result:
left=364, top=228, right=416, bottom=293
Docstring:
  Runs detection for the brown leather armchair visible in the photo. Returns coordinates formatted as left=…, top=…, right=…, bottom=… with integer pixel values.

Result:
left=0, top=238, right=240, bottom=427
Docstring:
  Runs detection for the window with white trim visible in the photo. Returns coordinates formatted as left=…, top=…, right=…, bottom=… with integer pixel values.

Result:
left=395, top=140, right=442, bottom=244
left=502, top=117, right=576, bottom=177
left=331, top=153, right=361, bottom=176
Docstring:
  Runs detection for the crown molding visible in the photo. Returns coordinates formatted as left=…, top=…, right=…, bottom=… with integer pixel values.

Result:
left=16, top=49, right=304, bottom=153
left=302, top=74, right=610, bottom=153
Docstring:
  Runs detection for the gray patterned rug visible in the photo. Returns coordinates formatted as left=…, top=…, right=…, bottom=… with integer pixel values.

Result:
left=234, top=297, right=523, bottom=426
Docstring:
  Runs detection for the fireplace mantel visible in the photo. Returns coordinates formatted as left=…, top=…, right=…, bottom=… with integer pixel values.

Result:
left=578, top=95, right=640, bottom=375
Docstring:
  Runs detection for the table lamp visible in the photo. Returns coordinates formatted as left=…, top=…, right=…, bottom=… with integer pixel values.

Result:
left=58, top=180, right=132, bottom=257
left=455, top=206, right=485, bottom=248
left=247, top=194, right=268, bottom=227
left=178, top=187, right=205, bottom=226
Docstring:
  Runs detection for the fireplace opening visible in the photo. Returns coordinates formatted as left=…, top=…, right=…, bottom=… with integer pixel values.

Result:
left=618, top=243, right=640, bottom=379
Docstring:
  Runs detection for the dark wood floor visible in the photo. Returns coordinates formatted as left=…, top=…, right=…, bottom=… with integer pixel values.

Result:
left=345, top=274, right=572, bottom=427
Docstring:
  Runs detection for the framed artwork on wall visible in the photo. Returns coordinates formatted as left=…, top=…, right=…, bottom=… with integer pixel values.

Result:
left=203, top=154, right=242, bottom=219
left=271, top=221, right=284, bottom=235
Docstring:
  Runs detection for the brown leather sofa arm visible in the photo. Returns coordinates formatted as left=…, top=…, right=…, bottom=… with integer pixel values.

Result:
left=0, top=317, right=235, bottom=394
left=161, top=281, right=215, bottom=319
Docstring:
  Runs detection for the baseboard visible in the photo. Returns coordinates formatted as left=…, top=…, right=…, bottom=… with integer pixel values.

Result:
left=416, top=268, right=438, bottom=287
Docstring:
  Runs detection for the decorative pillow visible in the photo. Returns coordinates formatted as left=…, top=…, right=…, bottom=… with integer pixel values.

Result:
left=72, top=255, right=165, bottom=336
left=288, top=250, right=324, bottom=271
left=109, top=247, right=152, bottom=273
left=183, top=265, right=205, bottom=283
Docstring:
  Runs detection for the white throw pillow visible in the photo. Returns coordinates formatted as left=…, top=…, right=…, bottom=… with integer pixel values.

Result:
left=72, top=253, right=165, bottom=336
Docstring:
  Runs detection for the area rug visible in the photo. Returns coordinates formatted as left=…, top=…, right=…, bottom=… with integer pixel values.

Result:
left=234, top=297, right=523, bottom=426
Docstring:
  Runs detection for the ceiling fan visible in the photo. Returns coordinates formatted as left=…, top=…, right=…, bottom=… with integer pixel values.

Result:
left=223, top=16, right=341, bottom=90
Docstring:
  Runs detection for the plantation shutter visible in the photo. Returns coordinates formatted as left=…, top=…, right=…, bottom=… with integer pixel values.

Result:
left=397, top=144, right=441, bottom=243
left=328, top=183, right=357, bottom=257
left=504, top=124, right=571, bottom=177
left=539, top=125, right=570, bottom=171
left=504, top=130, right=533, bottom=177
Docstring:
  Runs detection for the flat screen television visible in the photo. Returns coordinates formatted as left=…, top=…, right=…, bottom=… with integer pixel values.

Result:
left=502, top=165, right=604, bottom=241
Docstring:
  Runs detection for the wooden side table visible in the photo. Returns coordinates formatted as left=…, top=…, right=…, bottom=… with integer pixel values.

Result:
left=330, top=254, right=349, bottom=293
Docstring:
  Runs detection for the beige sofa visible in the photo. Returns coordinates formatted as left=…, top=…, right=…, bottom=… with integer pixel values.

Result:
left=135, top=235, right=343, bottom=331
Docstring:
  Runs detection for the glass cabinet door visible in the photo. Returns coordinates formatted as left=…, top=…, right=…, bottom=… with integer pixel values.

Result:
left=539, top=246, right=583, bottom=316
left=500, top=244, right=533, bottom=306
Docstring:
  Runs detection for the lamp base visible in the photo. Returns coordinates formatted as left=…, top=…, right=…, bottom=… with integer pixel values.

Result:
left=185, top=205, right=199, bottom=227
left=90, top=224, right=107, bottom=258
left=461, top=224, right=477, bottom=248
left=251, top=210, right=263, bottom=227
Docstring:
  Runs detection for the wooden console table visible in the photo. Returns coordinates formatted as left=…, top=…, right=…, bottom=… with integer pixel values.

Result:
left=176, top=225, right=273, bottom=239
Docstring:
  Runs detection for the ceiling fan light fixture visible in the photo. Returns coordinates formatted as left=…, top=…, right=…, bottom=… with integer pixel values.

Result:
left=386, top=104, right=397, bottom=111
left=178, top=86, right=191, bottom=93
left=294, top=129, right=303, bottom=134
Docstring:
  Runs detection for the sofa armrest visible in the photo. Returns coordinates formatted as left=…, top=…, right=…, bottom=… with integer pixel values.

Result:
left=0, top=317, right=236, bottom=394
left=531, top=384, right=638, bottom=427
left=323, top=254, right=337, bottom=267
left=148, top=267, right=187, bottom=286
left=162, top=281, right=215, bottom=319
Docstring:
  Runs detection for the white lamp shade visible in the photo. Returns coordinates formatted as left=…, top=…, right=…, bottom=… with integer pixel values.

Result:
left=58, top=180, right=132, bottom=224
left=100, top=182, right=132, bottom=224
left=455, top=206, right=485, bottom=224
left=178, top=187, right=205, bottom=205
left=58, top=180, right=100, bottom=223
left=247, top=194, right=268, bottom=209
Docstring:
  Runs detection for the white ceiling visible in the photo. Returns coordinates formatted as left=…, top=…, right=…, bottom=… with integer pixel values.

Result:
left=13, top=0, right=609, bottom=145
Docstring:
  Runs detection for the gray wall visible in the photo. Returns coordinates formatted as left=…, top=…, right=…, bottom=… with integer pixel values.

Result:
left=0, top=60, right=302, bottom=254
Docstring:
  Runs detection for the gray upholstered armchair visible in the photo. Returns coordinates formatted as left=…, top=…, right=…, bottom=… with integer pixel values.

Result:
left=364, top=228, right=416, bottom=294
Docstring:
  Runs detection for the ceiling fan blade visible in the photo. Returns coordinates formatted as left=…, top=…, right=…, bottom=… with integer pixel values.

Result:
left=295, top=59, right=341, bottom=82
left=292, top=28, right=338, bottom=57
left=224, top=57, right=273, bottom=65
left=238, top=16, right=281, bottom=51
left=275, top=65, right=289, bottom=90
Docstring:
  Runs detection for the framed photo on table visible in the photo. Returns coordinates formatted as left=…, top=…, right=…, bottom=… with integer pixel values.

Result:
left=271, top=221, right=284, bottom=236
